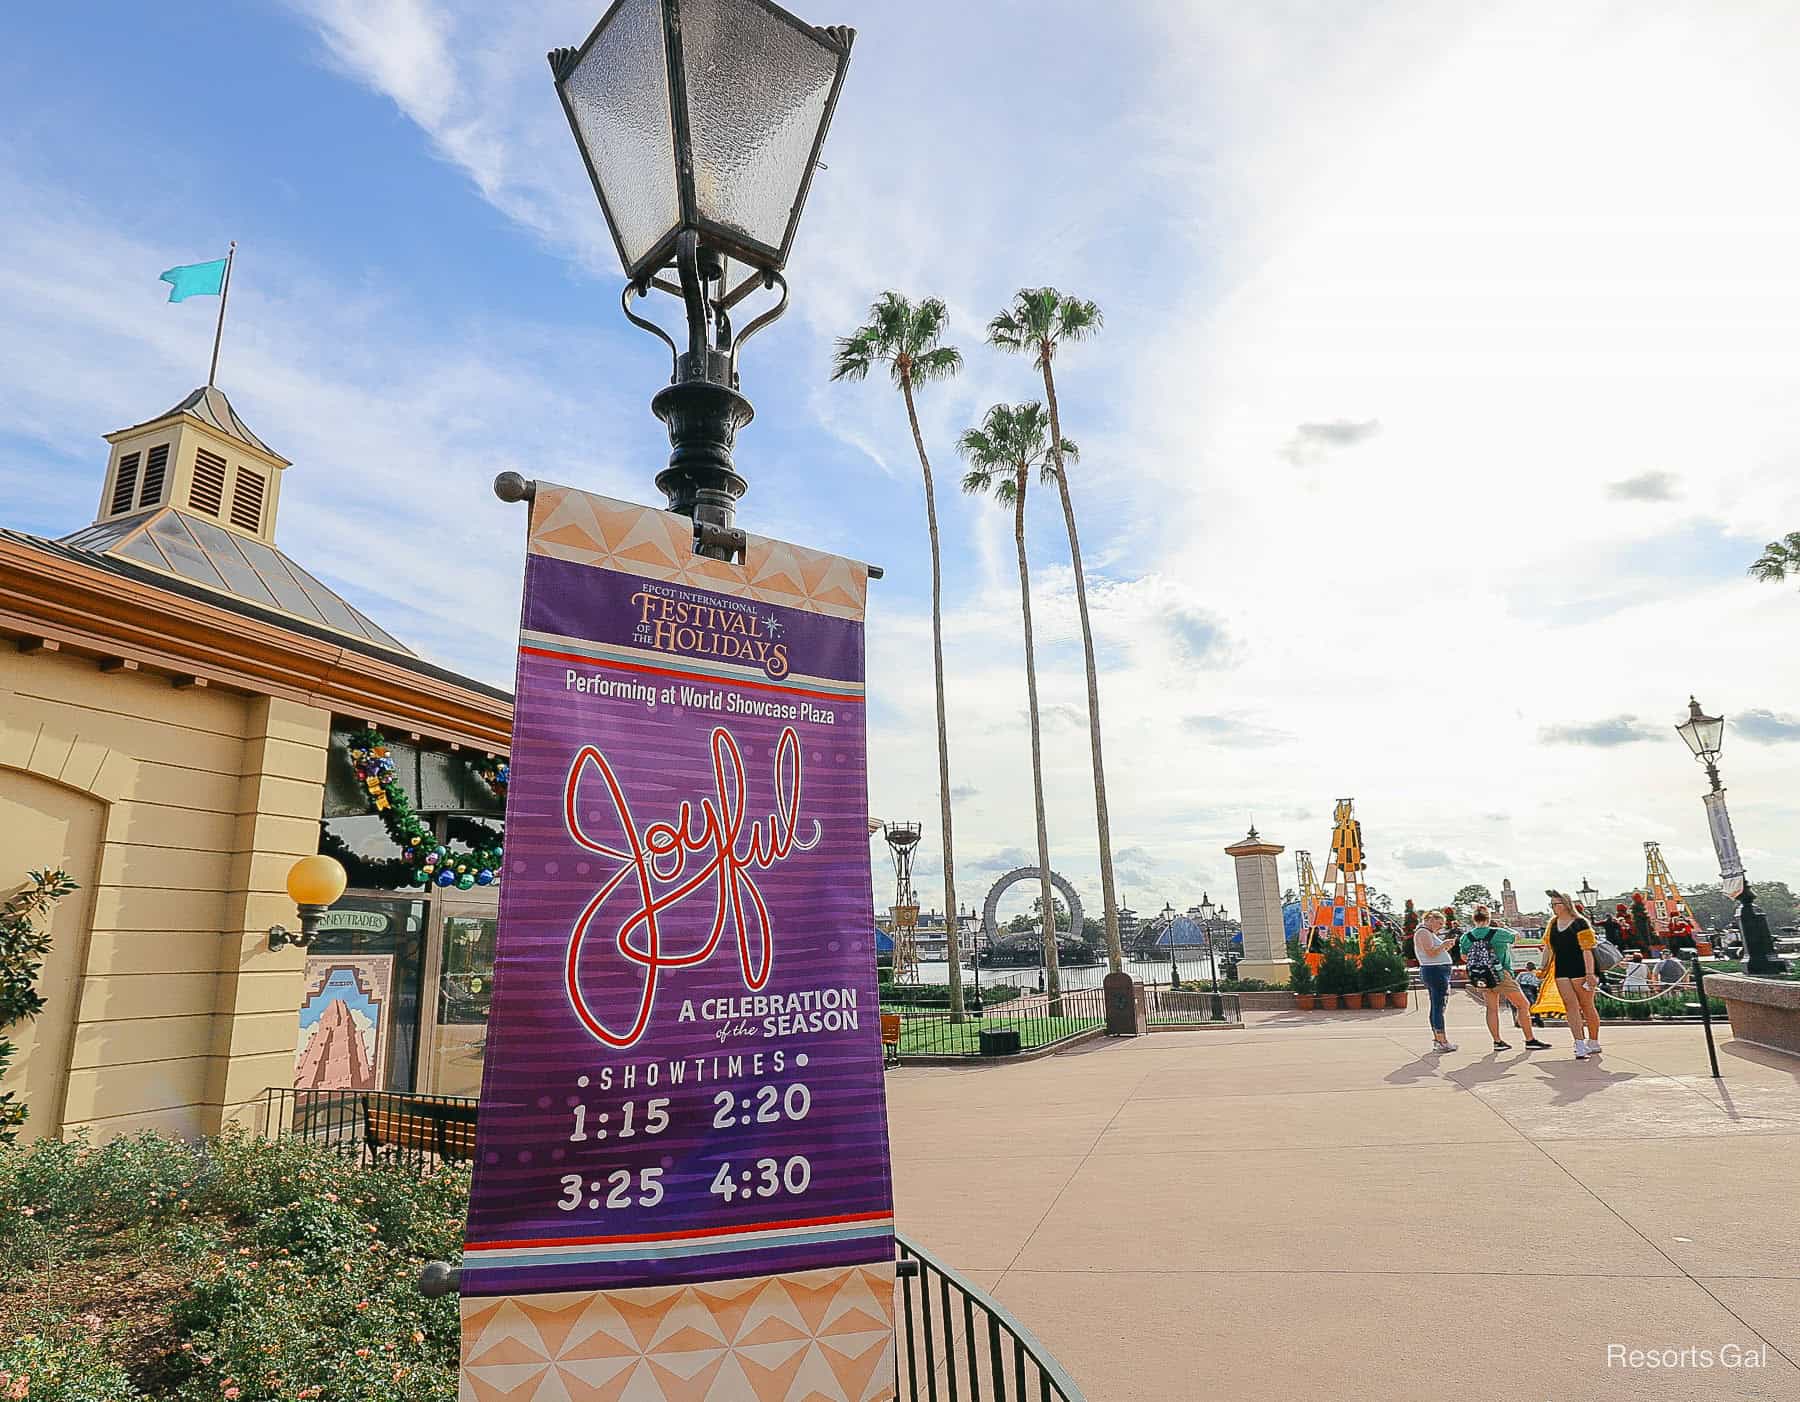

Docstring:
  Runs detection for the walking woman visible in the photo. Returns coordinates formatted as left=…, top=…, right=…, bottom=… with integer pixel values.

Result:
left=1544, top=890, right=1602, bottom=1059
left=1413, top=909, right=1457, bottom=1052
left=1460, top=905, right=1551, bottom=1051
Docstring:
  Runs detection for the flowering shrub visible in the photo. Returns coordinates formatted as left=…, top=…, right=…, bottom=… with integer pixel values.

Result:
left=0, top=1130, right=468, bottom=1402
left=0, top=1314, right=137, bottom=1402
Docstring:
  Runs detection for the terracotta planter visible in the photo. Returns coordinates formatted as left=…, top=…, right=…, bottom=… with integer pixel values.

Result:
left=1342, top=992, right=1364, bottom=1010
left=1295, top=993, right=1316, bottom=1011
left=1365, top=991, right=1388, bottom=1010
left=1318, top=994, right=1340, bottom=1010
left=1389, top=989, right=1409, bottom=1009
left=1695, top=940, right=1713, bottom=956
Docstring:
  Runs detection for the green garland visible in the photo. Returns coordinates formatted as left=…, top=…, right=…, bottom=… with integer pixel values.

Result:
left=343, top=727, right=504, bottom=890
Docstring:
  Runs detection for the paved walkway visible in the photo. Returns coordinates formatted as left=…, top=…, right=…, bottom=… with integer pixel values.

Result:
left=885, top=995, right=1800, bottom=1400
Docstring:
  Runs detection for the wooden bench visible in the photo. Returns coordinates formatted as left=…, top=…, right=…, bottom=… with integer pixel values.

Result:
left=880, top=1013, right=902, bottom=1066
left=361, top=1094, right=479, bottom=1163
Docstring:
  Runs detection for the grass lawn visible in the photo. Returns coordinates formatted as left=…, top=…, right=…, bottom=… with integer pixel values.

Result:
left=889, top=1010, right=1100, bottom=1056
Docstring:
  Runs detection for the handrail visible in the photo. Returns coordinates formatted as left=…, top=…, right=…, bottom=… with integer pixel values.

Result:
left=894, top=1231, right=1086, bottom=1401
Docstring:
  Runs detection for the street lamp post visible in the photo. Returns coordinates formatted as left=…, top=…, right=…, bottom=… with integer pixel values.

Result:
left=1578, top=878, right=1598, bottom=922
left=1675, top=696, right=1787, bottom=975
left=1200, top=892, right=1224, bottom=1021
left=544, top=0, right=854, bottom=558
left=962, top=903, right=982, bottom=1010
left=1161, top=901, right=1179, bottom=988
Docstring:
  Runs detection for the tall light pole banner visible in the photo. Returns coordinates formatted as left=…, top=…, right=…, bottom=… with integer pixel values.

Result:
left=1702, top=790, right=1746, bottom=891
left=461, top=485, right=896, bottom=1402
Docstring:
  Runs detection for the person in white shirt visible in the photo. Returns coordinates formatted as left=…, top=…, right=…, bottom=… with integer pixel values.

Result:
left=1413, top=910, right=1457, bottom=1053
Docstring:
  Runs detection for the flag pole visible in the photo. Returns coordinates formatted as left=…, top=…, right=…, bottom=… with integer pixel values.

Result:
left=207, top=242, right=236, bottom=388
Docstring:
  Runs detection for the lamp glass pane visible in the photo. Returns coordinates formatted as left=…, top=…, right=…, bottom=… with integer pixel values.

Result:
left=563, top=0, right=681, bottom=270
left=1698, top=714, right=1725, bottom=757
left=680, top=0, right=838, bottom=255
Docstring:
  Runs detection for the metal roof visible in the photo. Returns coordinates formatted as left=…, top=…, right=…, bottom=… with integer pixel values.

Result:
left=3, top=524, right=508, bottom=704
left=55, top=506, right=412, bottom=653
left=118, top=385, right=285, bottom=461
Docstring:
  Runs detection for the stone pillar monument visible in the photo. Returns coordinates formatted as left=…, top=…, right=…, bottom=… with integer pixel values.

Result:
left=1500, top=878, right=1521, bottom=927
left=1226, top=826, right=1289, bottom=985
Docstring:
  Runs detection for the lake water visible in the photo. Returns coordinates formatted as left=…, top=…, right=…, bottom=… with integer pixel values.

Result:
left=906, top=954, right=1225, bottom=992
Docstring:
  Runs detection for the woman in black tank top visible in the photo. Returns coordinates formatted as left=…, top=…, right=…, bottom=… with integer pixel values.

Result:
left=1546, top=891, right=1601, bottom=1059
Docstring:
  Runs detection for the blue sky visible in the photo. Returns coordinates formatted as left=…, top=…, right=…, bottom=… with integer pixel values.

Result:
left=6, top=1, right=1800, bottom=917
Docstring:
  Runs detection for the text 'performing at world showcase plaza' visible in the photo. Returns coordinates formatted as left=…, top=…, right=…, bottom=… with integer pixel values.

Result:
left=460, top=485, right=897, bottom=1402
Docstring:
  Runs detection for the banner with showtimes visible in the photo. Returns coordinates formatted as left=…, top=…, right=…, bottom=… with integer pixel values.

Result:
left=461, top=485, right=896, bottom=1402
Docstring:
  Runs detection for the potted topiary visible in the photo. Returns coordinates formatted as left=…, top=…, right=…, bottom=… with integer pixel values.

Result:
left=1359, top=940, right=1390, bottom=1010
left=1288, top=936, right=1317, bottom=1010
left=1340, top=942, right=1365, bottom=1009
left=1316, top=939, right=1352, bottom=1010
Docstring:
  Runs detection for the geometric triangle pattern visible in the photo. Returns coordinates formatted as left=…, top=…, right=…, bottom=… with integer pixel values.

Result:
left=462, top=1264, right=897, bottom=1402
left=528, top=485, right=868, bottom=623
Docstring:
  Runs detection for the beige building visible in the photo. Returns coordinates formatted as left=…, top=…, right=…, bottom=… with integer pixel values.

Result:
left=1, top=385, right=512, bottom=1142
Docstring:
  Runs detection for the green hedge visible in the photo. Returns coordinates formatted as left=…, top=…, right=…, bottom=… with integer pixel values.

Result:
left=877, top=981, right=1021, bottom=1006
left=0, top=1130, right=464, bottom=1401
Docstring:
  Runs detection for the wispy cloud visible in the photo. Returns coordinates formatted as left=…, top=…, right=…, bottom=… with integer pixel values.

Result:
left=1735, top=708, right=1800, bottom=743
left=1539, top=717, right=1659, bottom=747
left=1397, top=846, right=1452, bottom=870
left=1280, top=417, right=1381, bottom=466
left=1607, top=471, right=1680, bottom=501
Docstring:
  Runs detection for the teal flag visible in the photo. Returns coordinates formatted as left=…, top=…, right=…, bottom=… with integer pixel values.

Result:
left=160, top=257, right=227, bottom=302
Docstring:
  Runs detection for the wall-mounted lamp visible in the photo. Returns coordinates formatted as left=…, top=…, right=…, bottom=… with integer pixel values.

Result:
left=268, top=854, right=348, bottom=949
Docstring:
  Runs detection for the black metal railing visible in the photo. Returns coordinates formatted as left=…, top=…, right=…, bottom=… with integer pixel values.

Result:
left=880, top=985, right=1107, bottom=1059
left=1142, top=984, right=1242, bottom=1028
left=262, top=1087, right=480, bottom=1170
left=895, top=1233, right=1085, bottom=1401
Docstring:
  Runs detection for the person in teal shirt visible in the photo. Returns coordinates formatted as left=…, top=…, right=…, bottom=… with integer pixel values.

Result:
left=1460, top=905, right=1550, bottom=1051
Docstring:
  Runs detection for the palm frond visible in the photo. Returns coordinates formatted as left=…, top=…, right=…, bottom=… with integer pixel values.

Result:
left=911, top=345, right=964, bottom=384
left=1037, top=439, right=1079, bottom=482
left=1054, top=295, right=1103, bottom=342
left=829, top=329, right=877, bottom=382
left=1748, top=532, right=1800, bottom=583
left=985, top=308, right=1028, bottom=354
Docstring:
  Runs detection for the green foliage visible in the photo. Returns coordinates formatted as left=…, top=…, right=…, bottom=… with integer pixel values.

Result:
left=1315, top=940, right=1355, bottom=996
left=1747, top=530, right=1800, bottom=585
left=337, top=728, right=502, bottom=891
left=0, top=1130, right=466, bottom=1402
left=1452, top=884, right=1494, bottom=912
left=986, top=287, right=1103, bottom=374
left=0, top=1313, right=139, bottom=1402
left=1286, top=936, right=1316, bottom=995
left=1358, top=936, right=1408, bottom=993
left=879, top=983, right=1020, bottom=1008
left=0, top=868, right=80, bottom=1144
left=831, top=292, right=964, bottom=391
left=1685, top=881, right=1798, bottom=930
left=957, top=402, right=1076, bottom=501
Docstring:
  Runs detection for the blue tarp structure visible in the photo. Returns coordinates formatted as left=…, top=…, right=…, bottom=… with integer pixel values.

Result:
left=1155, top=915, right=1214, bottom=948
left=875, top=928, right=895, bottom=953
left=1283, top=901, right=1304, bottom=941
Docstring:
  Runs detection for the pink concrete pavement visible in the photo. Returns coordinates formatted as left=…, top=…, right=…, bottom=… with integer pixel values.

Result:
left=885, top=994, right=1800, bottom=1400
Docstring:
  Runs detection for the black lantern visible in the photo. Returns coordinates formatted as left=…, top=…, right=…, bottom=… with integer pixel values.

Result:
left=548, top=0, right=854, bottom=555
left=1675, top=696, right=1726, bottom=791
left=1577, top=878, right=1598, bottom=918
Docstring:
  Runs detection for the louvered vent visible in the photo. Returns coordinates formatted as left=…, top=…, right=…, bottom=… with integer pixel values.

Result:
left=109, top=453, right=141, bottom=515
left=137, top=444, right=169, bottom=508
left=229, top=469, right=266, bottom=532
left=191, top=448, right=227, bottom=515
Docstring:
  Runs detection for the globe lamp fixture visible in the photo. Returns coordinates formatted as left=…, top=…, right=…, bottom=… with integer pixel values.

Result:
left=269, top=854, right=349, bottom=950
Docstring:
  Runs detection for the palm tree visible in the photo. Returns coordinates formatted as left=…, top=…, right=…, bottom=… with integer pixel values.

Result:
left=832, top=293, right=968, bottom=1018
left=1748, top=532, right=1800, bottom=585
left=987, top=288, right=1124, bottom=978
left=959, top=401, right=1076, bottom=1010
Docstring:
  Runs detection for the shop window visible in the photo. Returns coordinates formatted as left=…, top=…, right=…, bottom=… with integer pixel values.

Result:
left=299, top=894, right=427, bottom=1093
left=438, top=914, right=497, bottom=1025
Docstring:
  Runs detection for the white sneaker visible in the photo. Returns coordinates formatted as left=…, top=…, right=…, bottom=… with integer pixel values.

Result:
left=1574, top=1041, right=1591, bottom=1059
left=1433, top=1041, right=1457, bottom=1053
left=1587, top=1043, right=1602, bottom=1055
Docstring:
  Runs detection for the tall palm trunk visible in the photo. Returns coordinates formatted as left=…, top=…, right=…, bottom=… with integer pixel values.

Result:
left=1040, top=361, right=1123, bottom=976
left=1012, top=467, right=1062, bottom=1008
left=900, top=371, right=964, bottom=1020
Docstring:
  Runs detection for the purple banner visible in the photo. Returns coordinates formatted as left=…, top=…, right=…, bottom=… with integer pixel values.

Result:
left=462, top=489, right=894, bottom=1309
